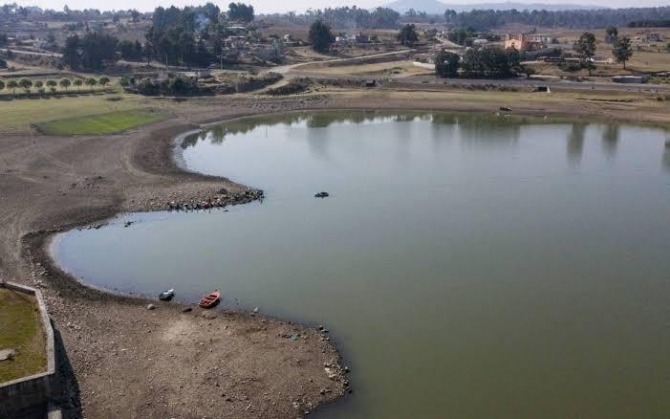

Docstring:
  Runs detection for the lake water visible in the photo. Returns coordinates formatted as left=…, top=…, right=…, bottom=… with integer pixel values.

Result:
left=52, top=112, right=670, bottom=418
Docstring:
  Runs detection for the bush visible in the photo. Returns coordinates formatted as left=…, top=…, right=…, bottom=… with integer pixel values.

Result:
left=560, top=62, right=582, bottom=72
left=267, top=78, right=311, bottom=96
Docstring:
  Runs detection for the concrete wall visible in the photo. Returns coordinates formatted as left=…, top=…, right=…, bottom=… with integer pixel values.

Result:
left=0, top=282, right=58, bottom=418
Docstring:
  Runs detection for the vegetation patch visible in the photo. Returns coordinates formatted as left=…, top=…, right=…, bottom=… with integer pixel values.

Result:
left=35, top=109, right=169, bottom=135
left=0, top=289, right=46, bottom=383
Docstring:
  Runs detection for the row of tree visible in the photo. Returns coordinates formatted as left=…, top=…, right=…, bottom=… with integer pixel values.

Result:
left=282, top=7, right=400, bottom=29
left=436, top=48, right=523, bottom=79
left=0, top=3, right=143, bottom=23
left=59, top=2, right=258, bottom=70
left=0, top=76, right=109, bottom=94
left=147, top=3, right=256, bottom=68
left=444, top=7, right=670, bottom=31
left=574, top=31, right=634, bottom=72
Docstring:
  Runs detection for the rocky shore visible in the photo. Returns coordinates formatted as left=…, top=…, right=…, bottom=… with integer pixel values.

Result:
left=0, top=98, right=351, bottom=418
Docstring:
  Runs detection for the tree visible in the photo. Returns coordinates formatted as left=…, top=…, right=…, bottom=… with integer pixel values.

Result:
left=85, top=77, right=98, bottom=89
left=447, top=27, right=476, bottom=46
left=397, top=24, right=419, bottom=47
left=575, top=32, right=597, bottom=75
left=435, top=50, right=461, bottom=78
left=605, top=25, right=618, bottom=43
left=63, top=34, right=81, bottom=69
left=0, top=32, right=7, bottom=47
left=34, top=80, right=43, bottom=89
left=308, top=20, right=334, bottom=53
left=0, top=80, right=5, bottom=92
left=46, top=80, right=57, bottom=89
left=19, top=78, right=32, bottom=92
left=460, top=47, right=523, bottom=79
left=60, top=78, right=71, bottom=91
left=612, top=36, right=633, bottom=69
left=73, top=79, right=83, bottom=91
left=131, top=10, right=141, bottom=22
left=228, top=2, right=254, bottom=23
left=80, top=32, right=118, bottom=70
left=7, top=80, right=18, bottom=94
left=99, top=76, right=110, bottom=88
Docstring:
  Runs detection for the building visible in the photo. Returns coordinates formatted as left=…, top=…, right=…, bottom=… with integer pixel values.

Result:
left=644, top=33, right=662, bottom=42
left=505, top=33, right=528, bottom=51
left=505, top=33, right=546, bottom=51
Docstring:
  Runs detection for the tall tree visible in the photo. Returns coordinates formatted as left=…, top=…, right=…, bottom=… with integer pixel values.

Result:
left=228, top=2, right=254, bottom=23
left=0, top=80, right=4, bottom=92
left=63, top=34, right=81, bottom=69
left=308, top=20, right=334, bottom=53
left=575, top=32, right=597, bottom=75
left=435, top=50, right=460, bottom=78
left=605, top=25, right=618, bottom=42
left=397, top=24, right=419, bottom=47
left=59, top=78, right=71, bottom=91
left=612, top=36, right=633, bottom=69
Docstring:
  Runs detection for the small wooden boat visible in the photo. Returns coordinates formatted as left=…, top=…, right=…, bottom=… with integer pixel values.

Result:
left=158, top=288, right=175, bottom=301
left=314, top=191, right=329, bottom=198
left=199, top=290, right=221, bottom=309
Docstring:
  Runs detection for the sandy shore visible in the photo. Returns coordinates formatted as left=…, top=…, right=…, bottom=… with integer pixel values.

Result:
left=1, top=90, right=668, bottom=418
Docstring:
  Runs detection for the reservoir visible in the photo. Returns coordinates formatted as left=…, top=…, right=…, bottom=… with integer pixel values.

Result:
left=52, top=112, right=670, bottom=418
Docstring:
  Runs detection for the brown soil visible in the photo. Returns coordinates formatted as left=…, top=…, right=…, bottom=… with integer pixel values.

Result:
left=1, top=91, right=668, bottom=418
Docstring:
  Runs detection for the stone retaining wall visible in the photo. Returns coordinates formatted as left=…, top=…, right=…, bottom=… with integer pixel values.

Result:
left=0, top=282, right=58, bottom=419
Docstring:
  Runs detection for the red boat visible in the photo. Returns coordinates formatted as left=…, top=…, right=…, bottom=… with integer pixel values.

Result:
left=199, top=290, right=221, bottom=309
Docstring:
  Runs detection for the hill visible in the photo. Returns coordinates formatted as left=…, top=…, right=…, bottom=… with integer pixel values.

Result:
left=385, top=0, right=607, bottom=14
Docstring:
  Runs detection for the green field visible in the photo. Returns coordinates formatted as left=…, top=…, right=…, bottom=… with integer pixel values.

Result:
left=0, top=93, right=175, bottom=134
left=0, top=289, right=46, bottom=383
left=35, top=109, right=169, bottom=135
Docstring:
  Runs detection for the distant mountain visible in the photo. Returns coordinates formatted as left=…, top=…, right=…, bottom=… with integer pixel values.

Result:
left=385, top=0, right=449, bottom=15
left=384, top=0, right=608, bottom=14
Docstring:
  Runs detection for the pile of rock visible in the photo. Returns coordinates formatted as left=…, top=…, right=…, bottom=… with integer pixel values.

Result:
left=166, top=189, right=264, bottom=212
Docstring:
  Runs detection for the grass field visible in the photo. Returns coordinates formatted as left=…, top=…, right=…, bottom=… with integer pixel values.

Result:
left=0, top=93, right=173, bottom=134
left=36, top=109, right=170, bottom=135
left=0, top=289, right=46, bottom=383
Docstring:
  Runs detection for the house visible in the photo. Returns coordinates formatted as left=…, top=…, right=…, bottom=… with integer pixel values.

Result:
left=195, top=69, right=211, bottom=78
left=335, top=35, right=350, bottom=45
left=505, top=33, right=528, bottom=51
left=355, top=33, right=370, bottom=44
left=644, top=33, right=662, bottom=42
left=531, top=36, right=557, bottom=44
left=612, top=75, right=649, bottom=83
left=505, top=33, right=546, bottom=51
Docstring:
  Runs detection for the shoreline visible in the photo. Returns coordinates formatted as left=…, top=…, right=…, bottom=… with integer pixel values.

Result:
left=2, top=92, right=669, bottom=417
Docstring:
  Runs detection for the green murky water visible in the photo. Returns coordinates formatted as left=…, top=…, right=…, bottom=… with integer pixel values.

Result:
left=53, top=112, right=670, bottom=418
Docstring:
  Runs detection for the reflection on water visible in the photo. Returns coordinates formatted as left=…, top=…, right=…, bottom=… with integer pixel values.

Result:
left=567, top=123, right=587, bottom=164
left=602, top=124, right=620, bottom=158
left=56, top=113, right=670, bottom=419
left=664, top=145, right=670, bottom=173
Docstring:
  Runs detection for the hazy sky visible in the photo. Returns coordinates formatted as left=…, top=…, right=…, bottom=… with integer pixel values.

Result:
left=16, top=0, right=670, bottom=14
